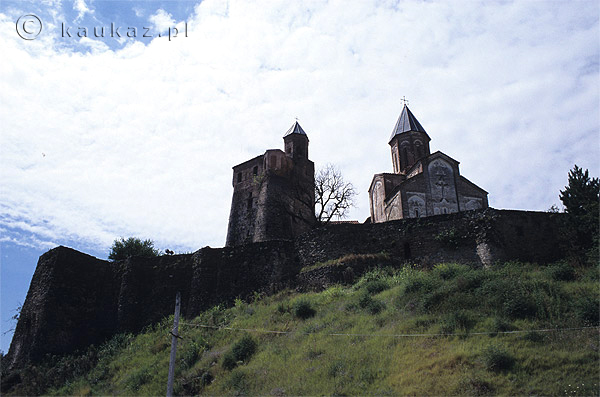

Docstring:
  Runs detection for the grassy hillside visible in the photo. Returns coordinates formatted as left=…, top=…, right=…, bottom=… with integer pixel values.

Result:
left=9, top=260, right=600, bottom=396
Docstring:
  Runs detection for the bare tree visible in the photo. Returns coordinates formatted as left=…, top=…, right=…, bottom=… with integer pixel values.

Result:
left=315, top=164, right=357, bottom=223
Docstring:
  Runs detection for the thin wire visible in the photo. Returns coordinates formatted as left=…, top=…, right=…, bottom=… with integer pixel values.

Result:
left=179, top=322, right=599, bottom=338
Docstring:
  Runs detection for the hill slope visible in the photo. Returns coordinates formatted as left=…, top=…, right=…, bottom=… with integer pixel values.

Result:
left=5, top=261, right=599, bottom=396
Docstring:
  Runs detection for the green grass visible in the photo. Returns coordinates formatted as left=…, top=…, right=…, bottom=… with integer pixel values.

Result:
left=10, top=260, right=600, bottom=396
left=299, top=252, right=390, bottom=273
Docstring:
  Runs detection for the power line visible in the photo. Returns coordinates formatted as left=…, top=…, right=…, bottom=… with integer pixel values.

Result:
left=178, top=322, right=599, bottom=338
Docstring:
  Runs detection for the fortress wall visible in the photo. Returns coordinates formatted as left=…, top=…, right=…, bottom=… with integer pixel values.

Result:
left=7, top=241, right=299, bottom=370
left=295, top=212, right=483, bottom=268
left=116, top=254, right=195, bottom=333
left=187, top=241, right=297, bottom=317
left=6, top=247, right=121, bottom=368
left=296, top=209, right=563, bottom=268
left=485, top=210, right=563, bottom=263
left=6, top=209, right=563, bottom=370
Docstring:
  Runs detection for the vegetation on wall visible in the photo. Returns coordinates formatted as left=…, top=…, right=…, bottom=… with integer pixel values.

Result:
left=108, top=237, right=161, bottom=261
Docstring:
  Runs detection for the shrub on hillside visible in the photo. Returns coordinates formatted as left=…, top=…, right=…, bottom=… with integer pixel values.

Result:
left=482, top=344, right=515, bottom=372
left=490, top=317, right=513, bottom=335
left=546, top=262, right=575, bottom=281
left=404, top=273, right=437, bottom=294
left=440, top=310, right=476, bottom=334
left=364, top=279, right=390, bottom=294
left=180, top=340, right=207, bottom=370
left=455, top=270, right=486, bottom=290
left=222, top=335, right=257, bottom=370
left=222, top=351, right=238, bottom=371
left=522, top=330, right=545, bottom=343
left=502, top=290, right=537, bottom=319
left=124, top=367, right=151, bottom=391
left=277, top=301, right=290, bottom=314
left=293, top=299, right=316, bottom=319
left=575, top=296, right=600, bottom=326
left=358, top=291, right=386, bottom=314
left=420, top=289, right=449, bottom=312
left=225, top=368, right=249, bottom=394
left=352, top=266, right=396, bottom=290
left=433, top=263, right=470, bottom=280
left=479, top=277, right=538, bottom=319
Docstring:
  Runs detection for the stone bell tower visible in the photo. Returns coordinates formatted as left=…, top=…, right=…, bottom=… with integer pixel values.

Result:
left=388, top=104, right=431, bottom=174
left=369, top=101, right=488, bottom=223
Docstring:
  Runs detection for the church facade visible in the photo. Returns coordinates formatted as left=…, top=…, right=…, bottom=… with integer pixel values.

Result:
left=369, top=105, right=488, bottom=223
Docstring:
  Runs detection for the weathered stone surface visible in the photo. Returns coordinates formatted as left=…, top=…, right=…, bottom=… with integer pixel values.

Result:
left=6, top=209, right=564, bottom=370
left=187, top=241, right=298, bottom=317
left=116, top=254, right=194, bottom=333
left=6, top=247, right=120, bottom=368
left=226, top=125, right=315, bottom=247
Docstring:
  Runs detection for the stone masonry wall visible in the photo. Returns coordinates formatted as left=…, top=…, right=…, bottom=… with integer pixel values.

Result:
left=6, top=241, right=299, bottom=370
left=295, top=209, right=562, bottom=268
left=6, top=209, right=563, bottom=370
left=7, top=247, right=121, bottom=367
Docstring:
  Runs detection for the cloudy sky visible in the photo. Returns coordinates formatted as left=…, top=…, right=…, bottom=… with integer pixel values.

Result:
left=0, top=0, right=598, bottom=352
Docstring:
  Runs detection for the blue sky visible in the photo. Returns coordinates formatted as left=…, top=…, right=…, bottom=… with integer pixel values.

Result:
left=1, top=0, right=598, bottom=353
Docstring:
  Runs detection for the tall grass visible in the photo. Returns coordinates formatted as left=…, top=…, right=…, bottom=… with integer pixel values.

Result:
left=8, top=260, right=596, bottom=396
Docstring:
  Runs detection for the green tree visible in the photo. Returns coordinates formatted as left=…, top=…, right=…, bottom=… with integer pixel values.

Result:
left=559, top=165, right=599, bottom=264
left=108, top=237, right=160, bottom=261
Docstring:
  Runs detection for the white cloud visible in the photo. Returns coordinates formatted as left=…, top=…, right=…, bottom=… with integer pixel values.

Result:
left=0, top=0, right=598, bottom=256
left=148, top=8, right=175, bottom=33
left=133, top=7, right=144, bottom=18
left=78, top=36, right=109, bottom=52
left=73, top=0, right=93, bottom=22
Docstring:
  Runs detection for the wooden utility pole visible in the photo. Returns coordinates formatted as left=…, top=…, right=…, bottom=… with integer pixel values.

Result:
left=166, top=291, right=181, bottom=397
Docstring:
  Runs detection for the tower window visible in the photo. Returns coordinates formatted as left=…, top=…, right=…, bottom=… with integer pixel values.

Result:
left=415, top=141, right=423, bottom=158
left=415, top=209, right=419, bottom=217
left=401, top=147, right=408, bottom=170
left=247, top=193, right=253, bottom=210
left=253, top=166, right=258, bottom=176
left=237, top=172, right=242, bottom=183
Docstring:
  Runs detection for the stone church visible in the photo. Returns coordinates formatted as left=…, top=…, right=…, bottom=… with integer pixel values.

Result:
left=369, top=105, right=488, bottom=222
left=226, top=121, right=316, bottom=246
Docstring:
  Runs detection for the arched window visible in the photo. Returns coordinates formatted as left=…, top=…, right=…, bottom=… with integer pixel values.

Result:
left=400, top=147, right=408, bottom=170
left=415, top=140, right=423, bottom=158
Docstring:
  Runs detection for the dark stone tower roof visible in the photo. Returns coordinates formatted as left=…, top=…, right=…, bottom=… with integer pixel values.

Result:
left=389, top=105, right=427, bottom=143
left=284, top=120, right=308, bottom=138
